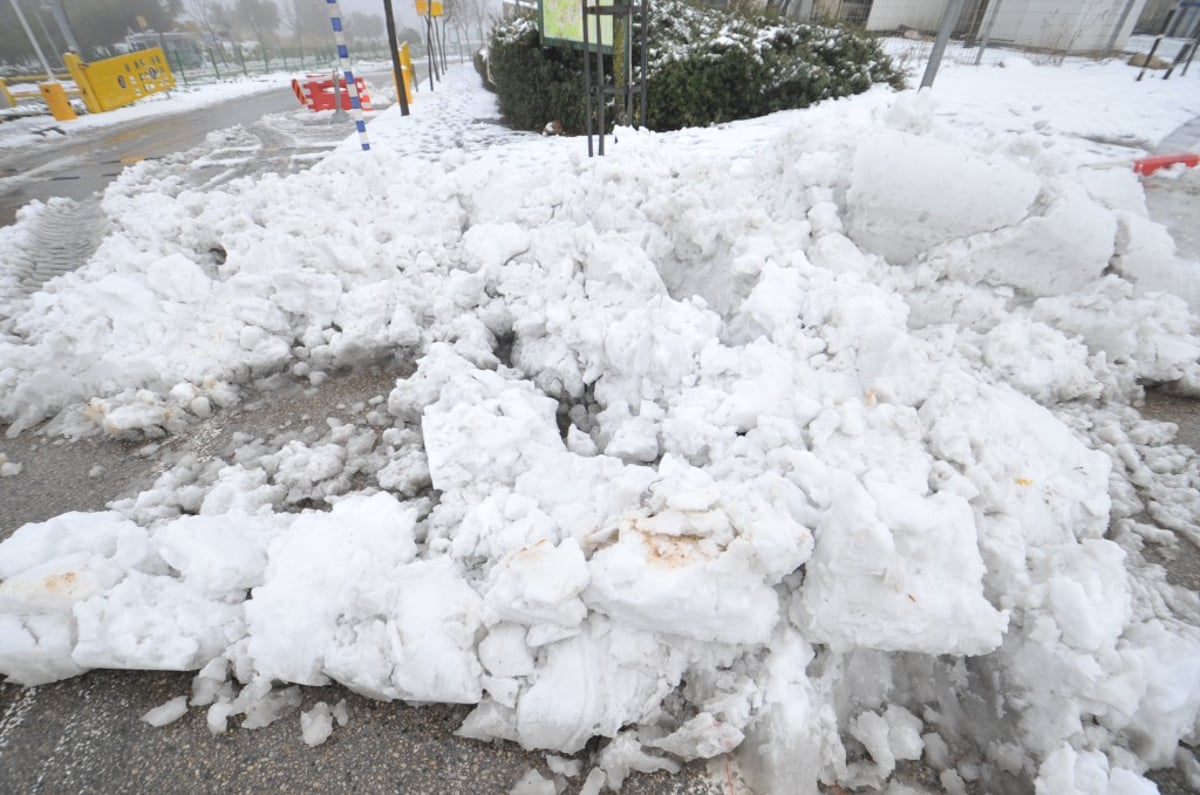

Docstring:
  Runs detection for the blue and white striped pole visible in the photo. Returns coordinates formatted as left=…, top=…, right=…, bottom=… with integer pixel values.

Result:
left=325, top=0, right=370, bottom=151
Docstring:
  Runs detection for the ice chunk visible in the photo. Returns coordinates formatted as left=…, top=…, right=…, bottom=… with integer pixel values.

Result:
left=545, top=755, right=582, bottom=778
left=301, top=702, right=334, bottom=747
left=585, top=510, right=781, bottom=645
left=646, top=712, right=744, bottom=760
left=479, top=623, right=536, bottom=678
left=515, top=619, right=683, bottom=753
left=142, top=695, right=189, bottom=727
left=796, top=473, right=1007, bottom=656
left=483, top=538, right=590, bottom=628
left=596, top=732, right=680, bottom=790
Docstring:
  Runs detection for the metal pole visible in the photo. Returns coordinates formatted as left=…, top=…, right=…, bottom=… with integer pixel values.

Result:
left=382, top=0, right=410, bottom=114
left=583, top=0, right=593, bottom=156
left=974, top=0, right=1004, bottom=66
left=31, top=4, right=64, bottom=69
left=921, top=0, right=967, bottom=89
left=1183, top=32, right=1198, bottom=75
left=10, top=0, right=56, bottom=81
left=595, top=0, right=605, bottom=155
left=1164, top=37, right=1195, bottom=78
left=639, top=0, right=647, bottom=127
left=426, top=7, right=435, bottom=89
left=1138, top=8, right=1177, bottom=81
left=1105, top=0, right=1140, bottom=58
left=43, top=0, right=79, bottom=53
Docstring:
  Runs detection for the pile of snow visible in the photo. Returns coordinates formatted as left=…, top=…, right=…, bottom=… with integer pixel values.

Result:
left=2, top=66, right=1200, bottom=794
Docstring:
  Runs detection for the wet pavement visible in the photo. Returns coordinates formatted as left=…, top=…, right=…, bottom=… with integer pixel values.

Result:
left=0, top=87, right=304, bottom=228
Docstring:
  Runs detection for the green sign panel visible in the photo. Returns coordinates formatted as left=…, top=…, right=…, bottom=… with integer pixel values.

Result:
left=539, top=0, right=613, bottom=51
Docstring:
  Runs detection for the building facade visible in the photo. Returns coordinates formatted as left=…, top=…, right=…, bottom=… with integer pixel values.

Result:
left=814, top=0, right=1151, bottom=54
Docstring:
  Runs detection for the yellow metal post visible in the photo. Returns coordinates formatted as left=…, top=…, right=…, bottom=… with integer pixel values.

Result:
left=0, top=78, right=14, bottom=108
left=38, top=81, right=77, bottom=120
left=399, top=42, right=415, bottom=105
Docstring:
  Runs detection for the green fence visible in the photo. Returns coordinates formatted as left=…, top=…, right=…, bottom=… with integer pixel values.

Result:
left=161, top=44, right=425, bottom=88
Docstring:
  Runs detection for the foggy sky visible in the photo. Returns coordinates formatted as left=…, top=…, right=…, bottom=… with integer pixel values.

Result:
left=332, top=0, right=505, bottom=30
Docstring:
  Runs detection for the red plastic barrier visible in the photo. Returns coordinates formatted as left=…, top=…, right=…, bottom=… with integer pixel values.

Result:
left=296, top=74, right=373, bottom=112
left=1132, top=152, right=1200, bottom=176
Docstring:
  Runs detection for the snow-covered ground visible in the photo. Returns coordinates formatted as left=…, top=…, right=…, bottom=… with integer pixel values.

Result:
left=1, top=45, right=1200, bottom=795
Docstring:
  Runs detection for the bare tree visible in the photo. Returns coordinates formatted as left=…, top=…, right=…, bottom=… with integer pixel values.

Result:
left=467, top=0, right=493, bottom=46
left=233, top=0, right=280, bottom=47
left=280, top=0, right=327, bottom=52
left=182, top=0, right=227, bottom=45
left=443, top=0, right=471, bottom=61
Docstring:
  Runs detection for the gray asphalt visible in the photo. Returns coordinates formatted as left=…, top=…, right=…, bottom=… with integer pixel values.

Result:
left=0, top=86, right=307, bottom=228
left=0, top=670, right=718, bottom=795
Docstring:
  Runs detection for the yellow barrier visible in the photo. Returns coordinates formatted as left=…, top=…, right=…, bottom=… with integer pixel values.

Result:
left=65, top=47, right=175, bottom=114
left=1, top=74, right=81, bottom=106
left=398, top=43, right=415, bottom=105
left=39, top=82, right=78, bottom=121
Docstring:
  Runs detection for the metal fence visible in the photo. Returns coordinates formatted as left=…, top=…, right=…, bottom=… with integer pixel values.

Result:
left=155, top=44, right=406, bottom=88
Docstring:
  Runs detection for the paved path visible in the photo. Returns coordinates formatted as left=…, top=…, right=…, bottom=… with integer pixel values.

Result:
left=1155, top=114, right=1200, bottom=154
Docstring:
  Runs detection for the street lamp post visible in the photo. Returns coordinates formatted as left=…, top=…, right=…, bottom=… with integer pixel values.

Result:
left=9, top=0, right=56, bottom=80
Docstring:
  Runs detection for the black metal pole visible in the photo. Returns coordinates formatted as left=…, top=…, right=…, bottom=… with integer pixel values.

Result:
left=583, top=0, right=593, bottom=157
left=382, top=0, right=409, bottom=114
left=426, top=11, right=435, bottom=89
left=1138, top=9, right=1175, bottom=82
left=1164, top=37, right=1195, bottom=79
left=639, top=0, right=647, bottom=128
left=595, top=5, right=605, bottom=155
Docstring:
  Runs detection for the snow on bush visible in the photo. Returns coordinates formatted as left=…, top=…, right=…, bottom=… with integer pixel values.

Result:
left=1, top=85, right=1199, bottom=795
left=485, top=0, right=902, bottom=133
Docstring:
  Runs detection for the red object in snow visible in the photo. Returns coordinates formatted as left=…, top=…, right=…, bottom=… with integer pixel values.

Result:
left=1132, top=152, right=1200, bottom=176
left=292, top=75, right=373, bottom=112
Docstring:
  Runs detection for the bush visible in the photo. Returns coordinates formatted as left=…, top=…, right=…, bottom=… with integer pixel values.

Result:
left=486, top=0, right=903, bottom=134
left=473, top=46, right=493, bottom=91
left=486, top=15, right=593, bottom=133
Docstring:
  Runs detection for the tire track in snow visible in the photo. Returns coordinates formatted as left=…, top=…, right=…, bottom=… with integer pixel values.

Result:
left=0, top=197, right=109, bottom=330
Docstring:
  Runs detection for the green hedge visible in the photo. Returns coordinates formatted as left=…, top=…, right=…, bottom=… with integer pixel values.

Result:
left=485, top=0, right=903, bottom=134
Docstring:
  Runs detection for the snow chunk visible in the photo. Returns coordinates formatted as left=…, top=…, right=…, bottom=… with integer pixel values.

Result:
left=145, top=253, right=212, bottom=303
left=483, top=538, right=590, bottom=629
left=515, top=619, right=684, bottom=753
left=142, top=695, right=189, bottom=727
left=846, top=129, right=1039, bottom=264
left=585, top=509, right=781, bottom=645
left=797, top=473, right=1007, bottom=655
left=301, top=702, right=334, bottom=747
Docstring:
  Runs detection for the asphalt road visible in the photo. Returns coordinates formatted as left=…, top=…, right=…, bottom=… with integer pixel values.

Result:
left=0, top=86, right=307, bottom=228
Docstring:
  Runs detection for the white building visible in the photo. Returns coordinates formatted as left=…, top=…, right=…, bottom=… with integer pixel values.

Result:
left=814, top=0, right=1151, bottom=54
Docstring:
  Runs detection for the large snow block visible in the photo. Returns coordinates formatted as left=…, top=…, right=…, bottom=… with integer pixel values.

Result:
left=846, top=130, right=1040, bottom=265
left=795, top=473, right=1008, bottom=656
left=926, top=184, right=1117, bottom=296
left=585, top=511, right=782, bottom=645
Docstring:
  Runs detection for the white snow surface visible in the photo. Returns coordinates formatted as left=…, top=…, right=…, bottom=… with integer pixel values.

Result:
left=2, top=57, right=1200, bottom=794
